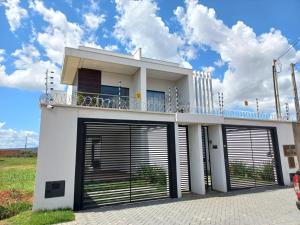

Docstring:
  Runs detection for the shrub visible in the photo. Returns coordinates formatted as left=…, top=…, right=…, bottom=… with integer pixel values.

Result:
left=138, top=165, right=167, bottom=187
left=229, top=161, right=255, bottom=179
left=258, top=161, right=275, bottom=181
left=0, top=201, right=31, bottom=220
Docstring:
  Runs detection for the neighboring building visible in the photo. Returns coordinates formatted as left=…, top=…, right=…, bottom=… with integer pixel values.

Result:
left=33, top=46, right=298, bottom=211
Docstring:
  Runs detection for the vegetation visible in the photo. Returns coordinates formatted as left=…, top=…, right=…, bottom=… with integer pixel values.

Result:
left=0, top=157, right=75, bottom=224
left=5, top=209, right=74, bottom=225
left=138, top=165, right=167, bottom=187
left=229, top=160, right=275, bottom=182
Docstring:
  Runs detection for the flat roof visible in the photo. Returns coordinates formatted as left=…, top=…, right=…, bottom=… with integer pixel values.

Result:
left=61, top=46, right=192, bottom=84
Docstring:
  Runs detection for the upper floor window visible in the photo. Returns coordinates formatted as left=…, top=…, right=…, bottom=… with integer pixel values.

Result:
left=100, top=85, right=129, bottom=109
left=147, top=90, right=165, bottom=112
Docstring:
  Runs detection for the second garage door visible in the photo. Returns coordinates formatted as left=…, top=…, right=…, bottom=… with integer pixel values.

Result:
left=223, top=125, right=283, bottom=190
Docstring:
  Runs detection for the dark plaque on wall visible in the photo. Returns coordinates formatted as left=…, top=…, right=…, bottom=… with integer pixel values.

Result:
left=45, top=180, right=65, bottom=198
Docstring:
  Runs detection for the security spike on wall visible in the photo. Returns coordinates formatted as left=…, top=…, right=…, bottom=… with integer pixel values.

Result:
left=193, top=70, right=215, bottom=115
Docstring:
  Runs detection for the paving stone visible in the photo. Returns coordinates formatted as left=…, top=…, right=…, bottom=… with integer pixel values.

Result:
left=60, top=187, right=300, bottom=225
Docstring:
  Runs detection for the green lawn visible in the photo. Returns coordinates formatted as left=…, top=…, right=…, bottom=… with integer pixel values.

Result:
left=5, top=209, right=74, bottom=225
left=0, top=157, right=74, bottom=225
left=0, top=157, right=36, bottom=193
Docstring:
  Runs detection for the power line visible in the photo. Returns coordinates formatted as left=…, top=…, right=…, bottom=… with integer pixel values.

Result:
left=276, top=37, right=300, bottom=61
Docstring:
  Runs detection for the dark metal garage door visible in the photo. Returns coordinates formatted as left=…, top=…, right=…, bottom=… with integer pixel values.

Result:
left=74, top=119, right=177, bottom=210
left=222, top=125, right=284, bottom=190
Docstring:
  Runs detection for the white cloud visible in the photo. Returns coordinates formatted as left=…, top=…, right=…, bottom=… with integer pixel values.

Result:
left=1, top=0, right=28, bottom=32
left=29, top=0, right=84, bottom=64
left=0, top=49, right=5, bottom=63
left=83, top=12, right=105, bottom=30
left=0, top=122, right=39, bottom=148
left=104, top=44, right=118, bottom=51
left=114, top=0, right=188, bottom=66
left=176, top=0, right=300, bottom=114
left=0, top=44, right=61, bottom=90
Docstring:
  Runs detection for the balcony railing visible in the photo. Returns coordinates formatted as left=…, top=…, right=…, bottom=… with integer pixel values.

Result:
left=40, top=91, right=296, bottom=121
left=40, top=91, right=190, bottom=113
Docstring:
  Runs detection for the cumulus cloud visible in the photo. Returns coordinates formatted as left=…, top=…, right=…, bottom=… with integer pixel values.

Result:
left=114, top=0, right=189, bottom=66
left=104, top=44, right=118, bottom=51
left=83, top=12, right=105, bottom=30
left=0, top=44, right=61, bottom=90
left=29, top=0, right=84, bottom=64
left=1, top=0, right=28, bottom=32
left=176, top=0, right=300, bottom=114
left=0, top=122, right=39, bottom=148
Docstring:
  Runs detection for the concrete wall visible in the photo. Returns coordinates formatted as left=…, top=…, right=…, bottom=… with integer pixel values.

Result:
left=293, top=122, right=300, bottom=164
left=208, top=125, right=227, bottom=192
left=188, top=124, right=205, bottom=195
left=33, top=107, right=78, bottom=210
left=101, top=71, right=132, bottom=89
left=147, top=77, right=175, bottom=95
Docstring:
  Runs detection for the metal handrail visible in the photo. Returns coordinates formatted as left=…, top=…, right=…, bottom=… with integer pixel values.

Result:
left=40, top=92, right=296, bottom=121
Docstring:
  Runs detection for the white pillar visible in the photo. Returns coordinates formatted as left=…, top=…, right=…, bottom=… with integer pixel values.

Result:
left=188, top=124, right=206, bottom=195
left=208, top=125, right=227, bottom=192
left=140, top=67, right=147, bottom=111
left=132, top=67, right=147, bottom=111
left=174, top=123, right=182, bottom=198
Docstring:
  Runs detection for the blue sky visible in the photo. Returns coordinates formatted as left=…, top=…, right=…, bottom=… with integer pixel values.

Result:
left=0, top=0, right=299, bottom=148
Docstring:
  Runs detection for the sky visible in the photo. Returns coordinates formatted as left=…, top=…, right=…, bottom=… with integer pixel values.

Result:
left=0, top=0, right=299, bottom=148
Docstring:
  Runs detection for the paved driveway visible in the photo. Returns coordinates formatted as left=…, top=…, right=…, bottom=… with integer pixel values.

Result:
left=63, top=187, right=300, bottom=225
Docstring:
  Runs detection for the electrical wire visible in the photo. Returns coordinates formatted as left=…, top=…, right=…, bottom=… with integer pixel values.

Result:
left=276, top=37, right=300, bottom=61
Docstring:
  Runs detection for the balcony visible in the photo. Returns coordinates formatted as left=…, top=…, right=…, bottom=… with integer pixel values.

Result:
left=40, top=91, right=296, bottom=121
left=40, top=91, right=190, bottom=113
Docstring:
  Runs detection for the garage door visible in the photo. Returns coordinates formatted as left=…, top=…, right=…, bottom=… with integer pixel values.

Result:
left=74, top=119, right=177, bottom=210
left=223, top=125, right=283, bottom=190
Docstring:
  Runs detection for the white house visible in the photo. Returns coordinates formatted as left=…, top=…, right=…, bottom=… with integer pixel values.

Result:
left=33, top=46, right=298, bottom=211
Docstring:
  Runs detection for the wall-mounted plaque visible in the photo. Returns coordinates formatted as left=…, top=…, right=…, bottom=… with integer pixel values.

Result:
left=283, top=145, right=297, bottom=157
left=288, top=157, right=296, bottom=169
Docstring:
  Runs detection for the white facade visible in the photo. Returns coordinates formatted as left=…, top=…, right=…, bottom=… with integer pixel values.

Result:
left=34, top=47, right=297, bottom=211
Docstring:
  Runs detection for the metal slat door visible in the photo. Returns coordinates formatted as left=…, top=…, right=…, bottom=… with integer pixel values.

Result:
left=82, top=122, right=170, bottom=209
left=202, top=126, right=211, bottom=190
left=223, top=126, right=281, bottom=190
left=83, top=123, right=131, bottom=208
left=130, top=124, right=170, bottom=202
left=179, top=126, right=190, bottom=192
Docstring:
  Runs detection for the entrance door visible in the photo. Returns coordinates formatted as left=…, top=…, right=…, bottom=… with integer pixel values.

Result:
left=74, top=120, right=177, bottom=210
left=202, top=126, right=212, bottom=190
left=178, top=126, right=190, bottom=192
left=223, top=125, right=283, bottom=190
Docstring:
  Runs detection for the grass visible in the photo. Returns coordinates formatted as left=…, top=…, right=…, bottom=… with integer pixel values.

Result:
left=4, top=209, right=74, bottom=225
left=0, top=157, right=36, bottom=193
left=0, top=157, right=75, bottom=224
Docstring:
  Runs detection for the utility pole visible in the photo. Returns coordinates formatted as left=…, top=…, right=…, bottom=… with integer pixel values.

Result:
left=291, top=63, right=300, bottom=121
left=272, top=59, right=281, bottom=119
left=24, top=135, right=27, bottom=150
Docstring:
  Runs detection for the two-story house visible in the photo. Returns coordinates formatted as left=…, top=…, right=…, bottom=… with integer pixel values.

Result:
left=33, top=46, right=298, bottom=211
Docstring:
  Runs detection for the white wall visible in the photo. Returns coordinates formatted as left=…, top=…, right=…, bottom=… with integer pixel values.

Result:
left=147, top=77, right=175, bottom=94
left=175, top=76, right=190, bottom=112
left=208, top=125, right=227, bottom=192
left=33, top=107, right=78, bottom=210
left=101, top=71, right=132, bottom=89
left=188, top=124, right=205, bottom=194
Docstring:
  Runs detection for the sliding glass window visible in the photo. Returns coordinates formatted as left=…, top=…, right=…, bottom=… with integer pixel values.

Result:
left=100, top=85, right=129, bottom=109
left=147, top=90, right=165, bottom=112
